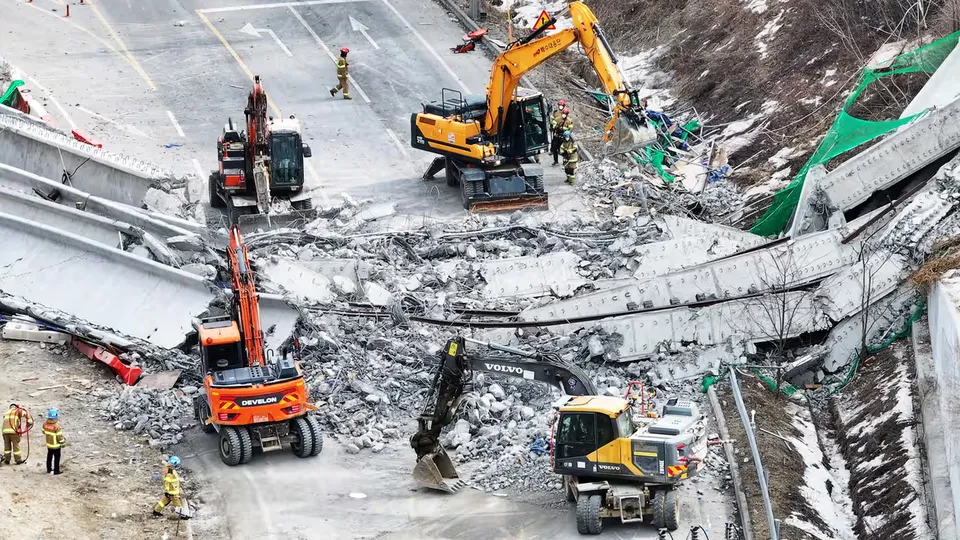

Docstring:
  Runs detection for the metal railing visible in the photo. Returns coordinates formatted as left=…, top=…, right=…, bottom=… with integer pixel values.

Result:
left=729, top=366, right=780, bottom=540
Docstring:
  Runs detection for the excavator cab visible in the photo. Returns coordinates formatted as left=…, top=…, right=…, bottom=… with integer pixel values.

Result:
left=498, top=90, right=549, bottom=159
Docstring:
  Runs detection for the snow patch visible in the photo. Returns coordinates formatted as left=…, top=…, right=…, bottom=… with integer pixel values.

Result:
left=755, top=10, right=785, bottom=59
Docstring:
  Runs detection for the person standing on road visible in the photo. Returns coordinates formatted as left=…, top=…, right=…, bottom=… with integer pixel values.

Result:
left=329, top=47, right=352, bottom=100
left=2, top=403, right=32, bottom=465
left=560, top=130, right=579, bottom=184
left=42, top=408, right=66, bottom=475
left=551, top=109, right=573, bottom=166
left=549, top=99, right=566, bottom=127
left=153, top=456, right=187, bottom=519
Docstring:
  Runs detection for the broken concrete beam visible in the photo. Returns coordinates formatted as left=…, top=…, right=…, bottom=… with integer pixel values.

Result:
left=0, top=111, right=169, bottom=207
left=258, top=293, right=300, bottom=356
left=258, top=258, right=335, bottom=304
left=481, top=252, right=586, bottom=298
left=522, top=228, right=858, bottom=321
left=0, top=211, right=214, bottom=348
left=659, top=215, right=766, bottom=246
left=295, top=259, right=372, bottom=286
left=793, top=94, right=960, bottom=237
left=632, top=234, right=752, bottom=279
left=1, top=319, right=69, bottom=344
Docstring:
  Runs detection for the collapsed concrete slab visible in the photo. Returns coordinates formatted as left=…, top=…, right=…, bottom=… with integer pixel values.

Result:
left=481, top=252, right=585, bottom=298
left=0, top=212, right=214, bottom=348
left=0, top=162, right=201, bottom=241
left=792, top=93, right=960, bottom=237
left=0, top=185, right=132, bottom=248
left=0, top=110, right=171, bottom=207
left=259, top=293, right=300, bottom=356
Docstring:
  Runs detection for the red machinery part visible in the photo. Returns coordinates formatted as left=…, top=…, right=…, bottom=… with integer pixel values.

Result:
left=72, top=339, right=142, bottom=385
left=72, top=129, right=103, bottom=148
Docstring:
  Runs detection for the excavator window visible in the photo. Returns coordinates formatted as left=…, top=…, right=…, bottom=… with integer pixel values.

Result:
left=615, top=409, right=633, bottom=438
left=499, top=98, right=549, bottom=159
left=201, top=342, right=244, bottom=373
left=269, top=133, right=302, bottom=186
left=556, top=412, right=596, bottom=459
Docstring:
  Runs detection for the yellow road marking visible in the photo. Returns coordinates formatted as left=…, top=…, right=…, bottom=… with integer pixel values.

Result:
left=88, top=1, right=156, bottom=90
left=17, top=0, right=121, bottom=55
left=196, top=10, right=282, bottom=118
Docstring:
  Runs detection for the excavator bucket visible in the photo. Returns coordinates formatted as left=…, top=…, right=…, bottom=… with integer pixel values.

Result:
left=413, top=448, right=467, bottom=493
left=235, top=209, right=315, bottom=234
left=604, top=112, right=658, bottom=156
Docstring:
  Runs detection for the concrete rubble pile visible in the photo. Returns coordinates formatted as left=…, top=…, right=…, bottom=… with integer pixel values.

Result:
left=576, top=159, right=743, bottom=222
left=95, top=385, right=197, bottom=450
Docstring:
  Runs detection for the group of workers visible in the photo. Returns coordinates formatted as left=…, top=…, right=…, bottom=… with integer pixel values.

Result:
left=2, top=403, right=186, bottom=519
left=2, top=403, right=64, bottom=474
left=549, top=99, right=578, bottom=184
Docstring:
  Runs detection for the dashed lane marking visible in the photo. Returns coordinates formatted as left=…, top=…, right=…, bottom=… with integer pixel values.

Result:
left=166, top=110, right=186, bottom=137
left=26, top=76, right=76, bottom=130
left=89, top=1, right=157, bottom=90
left=380, top=0, right=470, bottom=94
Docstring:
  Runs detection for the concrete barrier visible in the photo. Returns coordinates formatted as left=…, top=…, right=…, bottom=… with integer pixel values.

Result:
left=0, top=110, right=170, bottom=206
left=0, top=211, right=214, bottom=348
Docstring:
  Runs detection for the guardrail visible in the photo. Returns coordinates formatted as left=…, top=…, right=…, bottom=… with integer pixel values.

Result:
left=729, top=366, right=780, bottom=540
left=706, top=385, right=755, bottom=540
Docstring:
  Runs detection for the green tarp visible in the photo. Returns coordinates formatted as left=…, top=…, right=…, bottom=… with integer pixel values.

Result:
left=750, top=29, right=960, bottom=236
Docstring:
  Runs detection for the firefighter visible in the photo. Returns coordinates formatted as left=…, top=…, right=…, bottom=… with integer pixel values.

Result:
left=549, top=99, right=566, bottom=127
left=560, top=130, right=578, bottom=184
left=42, top=408, right=66, bottom=475
left=550, top=108, right=573, bottom=165
left=153, top=456, right=187, bottom=519
left=329, top=47, right=352, bottom=100
left=2, top=403, right=32, bottom=465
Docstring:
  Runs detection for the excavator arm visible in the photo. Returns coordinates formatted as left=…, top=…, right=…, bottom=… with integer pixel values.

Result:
left=228, top=225, right=265, bottom=367
left=410, top=336, right=596, bottom=492
left=483, top=1, right=654, bottom=152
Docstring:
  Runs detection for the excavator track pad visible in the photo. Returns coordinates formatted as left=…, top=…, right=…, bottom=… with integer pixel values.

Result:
left=413, top=448, right=466, bottom=493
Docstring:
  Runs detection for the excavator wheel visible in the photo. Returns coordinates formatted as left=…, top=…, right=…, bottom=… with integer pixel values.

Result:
left=290, top=416, right=314, bottom=458
left=305, top=414, right=324, bottom=456
left=664, top=489, right=680, bottom=531
left=208, top=172, right=225, bottom=209
left=575, top=494, right=603, bottom=535
left=238, top=427, right=254, bottom=464
left=219, top=426, right=243, bottom=466
left=652, top=489, right=666, bottom=529
left=194, top=396, right=215, bottom=434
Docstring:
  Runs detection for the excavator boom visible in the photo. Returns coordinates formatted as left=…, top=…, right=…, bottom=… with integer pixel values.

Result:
left=228, top=226, right=265, bottom=367
left=481, top=1, right=655, bottom=153
left=410, top=336, right=596, bottom=492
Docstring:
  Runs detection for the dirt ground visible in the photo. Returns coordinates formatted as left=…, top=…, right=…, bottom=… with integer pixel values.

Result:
left=0, top=339, right=188, bottom=540
left=718, top=374, right=826, bottom=540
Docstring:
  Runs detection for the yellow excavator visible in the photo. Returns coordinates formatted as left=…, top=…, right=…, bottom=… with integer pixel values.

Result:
left=411, top=1, right=656, bottom=211
left=411, top=337, right=707, bottom=535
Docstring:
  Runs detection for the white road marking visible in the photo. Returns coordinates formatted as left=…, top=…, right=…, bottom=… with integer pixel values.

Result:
left=240, top=22, right=294, bottom=57
left=75, top=105, right=155, bottom=140
left=25, top=76, right=76, bottom=130
left=192, top=158, right=206, bottom=179
left=241, top=467, right=278, bottom=536
left=289, top=7, right=371, bottom=103
left=166, top=110, right=186, bottom=137
left=385, top=128, right=409, bottom=158
left=199, top=0, right=371, bottom=14
left=380, top=0, right=470, bottom=94
left=305, top=161, right=331, bottom=203
left=349, top=15, right=380, bottom=50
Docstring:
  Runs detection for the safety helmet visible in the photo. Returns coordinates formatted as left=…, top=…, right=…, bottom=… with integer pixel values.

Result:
left=563, top=130, right=572, bottom=138
left=168, top=456, right=181, bottom=468
left=562, top=108, right=570, bottom=115
left=340, top=47, right=349, bottom=55
left=558, top=99, right=566, bottom=107
left=47, top=408, right=59, bottom=420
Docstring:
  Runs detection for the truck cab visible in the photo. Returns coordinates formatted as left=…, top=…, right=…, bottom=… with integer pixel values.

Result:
left=266, top=116, right=312, bottom=193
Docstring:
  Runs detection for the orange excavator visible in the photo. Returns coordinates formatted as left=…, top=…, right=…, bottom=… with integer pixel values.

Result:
left=192, top=225, right=323, bottom=465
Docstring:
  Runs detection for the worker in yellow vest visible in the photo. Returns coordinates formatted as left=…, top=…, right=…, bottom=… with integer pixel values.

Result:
left=2, top=403, right=33, bottom=465
left=42, top=408, right=66, bottom=475
left=329, top=47, right=352, bottom=100
left=153, top=456, right=188, bottom=519
left=560, top=130, right=579, bottom=184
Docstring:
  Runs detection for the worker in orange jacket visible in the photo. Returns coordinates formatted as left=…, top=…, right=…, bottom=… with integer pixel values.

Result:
left=329, top=47, right=352, bottom=100
left=42, top=408, right=66, bottom=475
left=2, top=403, right=33, bottom=465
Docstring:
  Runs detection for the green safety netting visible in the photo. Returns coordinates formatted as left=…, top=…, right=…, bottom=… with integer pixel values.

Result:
left=701, top=366, right=798, bottom=397
left=0, top=80, right=24, bottom=108
left=632, top=118, right=702, bottom=183
left=750, top=29, right=960, bottom=237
